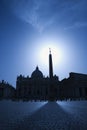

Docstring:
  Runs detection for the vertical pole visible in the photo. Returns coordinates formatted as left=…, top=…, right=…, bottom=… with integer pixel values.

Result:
left=49, top=48, right=53, bottom=79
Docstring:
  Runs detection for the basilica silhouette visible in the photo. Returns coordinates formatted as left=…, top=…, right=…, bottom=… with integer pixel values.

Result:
left=0, top=49, right=87, bottom=101
left=16, top=49, right=59, bottom=101
left=16, top=49, right=87, bottom=101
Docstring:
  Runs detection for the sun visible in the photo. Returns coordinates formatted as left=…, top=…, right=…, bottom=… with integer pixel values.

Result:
left=38, top=42, right=64, bottom=68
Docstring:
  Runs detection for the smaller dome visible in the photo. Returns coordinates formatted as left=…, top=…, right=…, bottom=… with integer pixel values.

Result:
left=31, top=66, right=43, bottom=78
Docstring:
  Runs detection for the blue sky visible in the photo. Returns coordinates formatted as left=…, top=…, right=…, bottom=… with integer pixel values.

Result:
left=0, top=0, right=87, bottom=87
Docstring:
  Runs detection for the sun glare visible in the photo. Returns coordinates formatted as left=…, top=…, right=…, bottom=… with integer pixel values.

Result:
left=24, top=38, right=70, bottom=78
left=38, top=42, right=64, bottom=68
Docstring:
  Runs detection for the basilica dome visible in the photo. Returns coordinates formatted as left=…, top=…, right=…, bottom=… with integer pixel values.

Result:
left=31, top=66, right=43, bottom=78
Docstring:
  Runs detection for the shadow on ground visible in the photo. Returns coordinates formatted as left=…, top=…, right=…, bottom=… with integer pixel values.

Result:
left=13, top=102, right=87, bottom=130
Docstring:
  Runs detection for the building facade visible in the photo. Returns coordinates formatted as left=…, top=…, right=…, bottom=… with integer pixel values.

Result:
left=16, top=50, right=59, bottom=101
left=60, top=72, right=87, bottom=100
left=0, top=80, right=15, bottom=99
left=16, top=67, right=59, bottom=100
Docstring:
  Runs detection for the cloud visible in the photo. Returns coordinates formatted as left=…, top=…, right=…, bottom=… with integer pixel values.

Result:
left=8, top=0, right=87, bottom=33
left=64, top=22, right=87, bottom=30
left=10, top=0, right=55, bottom=33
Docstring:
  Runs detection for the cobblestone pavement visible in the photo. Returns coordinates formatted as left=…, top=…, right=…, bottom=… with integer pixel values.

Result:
left=0, top=101, right=87, bottom=130
left=14, top=102, right=87, bottom=130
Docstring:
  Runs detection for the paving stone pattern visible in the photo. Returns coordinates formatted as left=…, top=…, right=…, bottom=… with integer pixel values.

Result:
left=0, top=101, right=87, bottom=130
